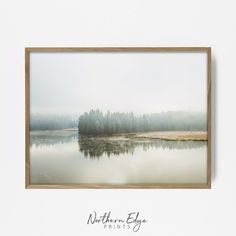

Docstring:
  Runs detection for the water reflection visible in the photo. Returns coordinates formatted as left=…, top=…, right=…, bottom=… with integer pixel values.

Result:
left=78, top=136, right=207, bottom=158
left=30, top=131, right=208, bottom=184
left=30, top=131, right=207, bottom=158
left=30, top=130, right=78, bottom=147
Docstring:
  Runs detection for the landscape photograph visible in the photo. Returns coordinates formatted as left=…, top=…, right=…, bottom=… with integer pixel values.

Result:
left=26, top=48, right=210, bottom=187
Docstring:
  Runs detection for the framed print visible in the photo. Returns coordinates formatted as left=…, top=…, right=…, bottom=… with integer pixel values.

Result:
left=25, top=47, right=211, bottom=189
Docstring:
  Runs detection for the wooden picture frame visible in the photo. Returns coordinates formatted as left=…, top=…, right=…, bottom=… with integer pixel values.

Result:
left=25, top=47, right=211, bottom=189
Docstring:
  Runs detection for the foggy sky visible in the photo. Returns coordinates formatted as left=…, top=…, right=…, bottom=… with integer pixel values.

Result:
left=30, top=51, right=207, bottom=115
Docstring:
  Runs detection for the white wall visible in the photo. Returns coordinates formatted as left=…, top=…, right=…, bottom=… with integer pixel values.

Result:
left=0, top=0, right=235, bottom=235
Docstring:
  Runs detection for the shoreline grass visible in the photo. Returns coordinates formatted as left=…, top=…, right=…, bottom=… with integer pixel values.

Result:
left=132, top=131, right=207, bottom=141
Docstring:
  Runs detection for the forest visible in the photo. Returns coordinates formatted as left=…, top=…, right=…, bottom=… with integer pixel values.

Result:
left=78, top=109, right=207, bottom=135
left=30, top=113, right=77, bottom=130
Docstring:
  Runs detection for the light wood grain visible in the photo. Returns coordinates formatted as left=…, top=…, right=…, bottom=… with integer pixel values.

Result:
left=25, top=47, right=210, bottom=53
left=25, top=48, right=30, bottom=188
left=207, top=47, right=212, bottom=188
left=26, top=183, right=211, bottom=189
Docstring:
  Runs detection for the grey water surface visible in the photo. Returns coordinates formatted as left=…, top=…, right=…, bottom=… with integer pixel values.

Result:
left=30, top=130, right=207, bottom=184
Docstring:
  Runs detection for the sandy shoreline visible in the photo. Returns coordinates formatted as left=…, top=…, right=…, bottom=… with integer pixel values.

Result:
left=132, top=131, right=207, bottom=141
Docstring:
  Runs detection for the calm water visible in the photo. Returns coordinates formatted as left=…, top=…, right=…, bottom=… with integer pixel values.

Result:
left=30, top=130, right=207, bottom=184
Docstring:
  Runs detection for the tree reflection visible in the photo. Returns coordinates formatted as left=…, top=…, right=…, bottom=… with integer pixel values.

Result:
left=30, top=130, right=78, bottom=148
left=78, top=136, right=207, bottom=159
left=30, top=131, right=207, bottom=158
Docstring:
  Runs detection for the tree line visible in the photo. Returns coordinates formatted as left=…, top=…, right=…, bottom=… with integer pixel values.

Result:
left=30, top=113, right=77, bottom=130
left=78, top=109, right=207, bottom=135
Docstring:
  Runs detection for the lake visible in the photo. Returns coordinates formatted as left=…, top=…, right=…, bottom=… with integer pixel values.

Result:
left=30, top=130, right=208, bottom=184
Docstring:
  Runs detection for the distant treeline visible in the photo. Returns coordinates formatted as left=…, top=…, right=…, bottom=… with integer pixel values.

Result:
left=78, top=109, right=207, bottom=135
left=30, top=114, right=77, bottom=130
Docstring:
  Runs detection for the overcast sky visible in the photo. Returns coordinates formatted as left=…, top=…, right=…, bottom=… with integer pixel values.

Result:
left=30, top=51, right=207, bottom=116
